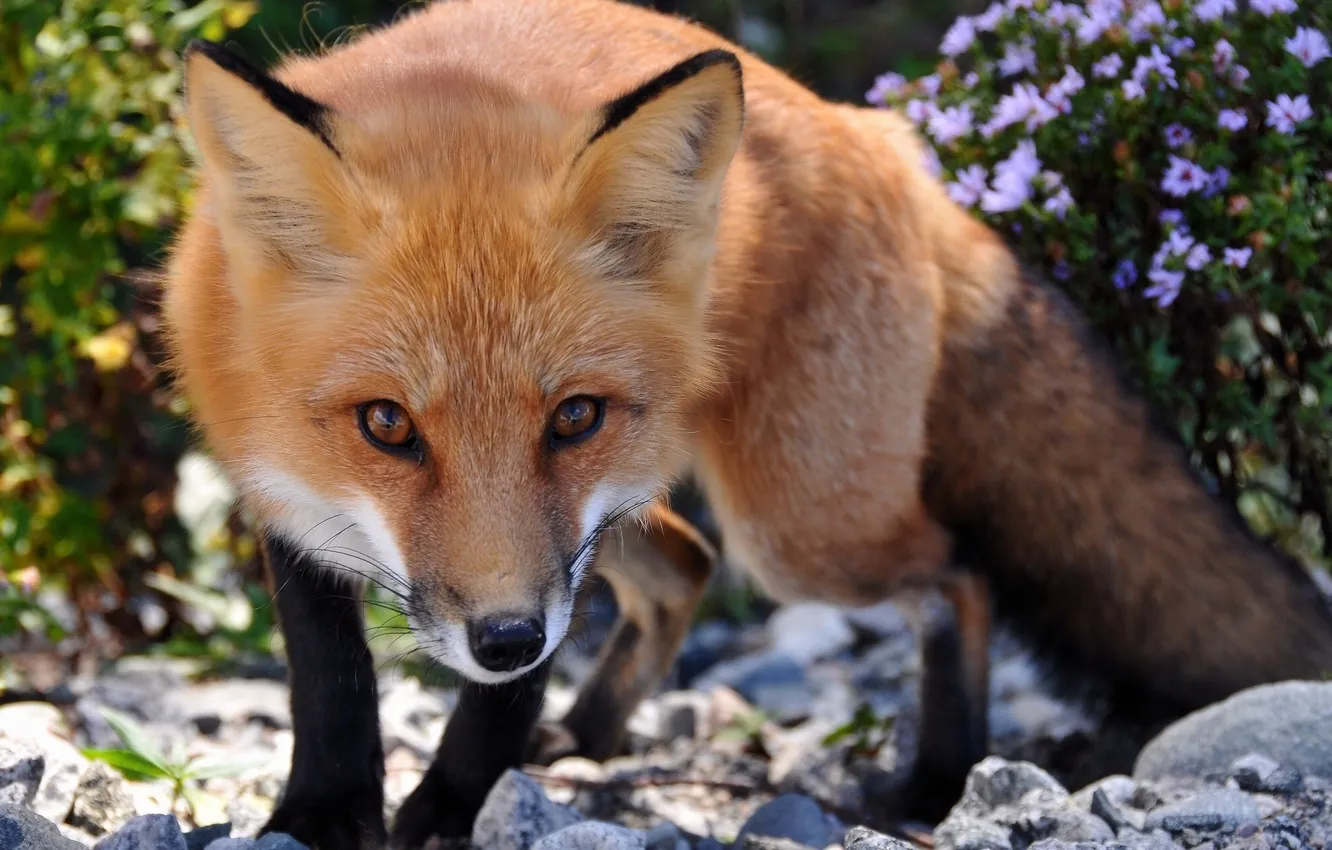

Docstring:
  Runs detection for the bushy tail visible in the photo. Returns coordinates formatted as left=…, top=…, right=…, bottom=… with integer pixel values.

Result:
left=923, top=267, right=1332, bottom=720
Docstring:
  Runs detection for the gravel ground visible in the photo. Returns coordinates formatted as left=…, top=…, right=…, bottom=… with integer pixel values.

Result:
left=2, top=592, right=1330, bottom=850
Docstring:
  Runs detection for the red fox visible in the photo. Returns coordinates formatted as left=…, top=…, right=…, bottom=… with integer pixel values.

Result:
left=162, top=0, right=1332, bottom=847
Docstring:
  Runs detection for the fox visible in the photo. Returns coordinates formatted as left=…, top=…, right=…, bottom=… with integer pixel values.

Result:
left=160, top=0, right=1332, bottom=847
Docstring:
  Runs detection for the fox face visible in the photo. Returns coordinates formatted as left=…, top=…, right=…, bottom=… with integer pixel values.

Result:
left=169, top=43, right=744, bottom=683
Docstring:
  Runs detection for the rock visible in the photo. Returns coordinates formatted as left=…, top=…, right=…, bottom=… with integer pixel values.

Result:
left=960, top=757, right=1068, bottom=814
left=1144, top=789, right=1261, bottom=834
left=767, top=604, right=856, bottom=664
left=934, top=814, right=1012, bottom=850
left=69, top=763, right=136, bottom=836
left=184, top=823, right=232, bottom=850
left=530, top=822, right=646, bottom=850
left=0, top=803, right=87, bottom=850
left=695, top=651, right=813, bottom=724
left=735, top=794, right=839, bottom=849
left=253, top=835, right=309, bottom=850
left=0, top=738, right=44, bottom=807
left=843, top=826, right=915, bottom=850
left=1134, top=682, right=1332, bottom=782
left=471, top=769, right=583, bottom=850
left=93, top=814, right=186, bottom=850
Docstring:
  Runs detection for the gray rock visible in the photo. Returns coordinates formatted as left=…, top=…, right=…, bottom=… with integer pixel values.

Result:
left=935, top=814, right=1013, bottom=850
left=1134, top=682, right=1332, bottom=782
left=531, top=822, right=646, bottom=850
left=69, top=763, right=135, bottom=836
left=0, top=739, right=44, bottom=807
left=735, top=794, right=838, bottom=849
left=767, top=604, right=856, bottom=664
left=93, top=815, right=186, bottom=850
left=203, top=841, right=256, bottom=850
left=185, top=823, right=232, bottom=850
left=1144, top=789, right=1260, bottom=834
left=472, top=769, right=583, bottom=850
left=0, top=803, right=86, bottom=850
left=961, top=757, right=1068, bottom=813
left=253, top=835, right=309, bottom=850
left=843, top=826, right=914, bottom=850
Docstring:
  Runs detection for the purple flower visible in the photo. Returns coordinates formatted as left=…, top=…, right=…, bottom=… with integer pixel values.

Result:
left=1213, top=39, right=1235, bottom=72
left=1251, top=0, right=1297, bottom=15
left=1285, top=27, right=1330, bottom=67
left=1185, top=244, right=1212, bottom=270
left=999, top=40, right=1038, bottom=76
left=1092, top=54, right=1124, bottom=78
left=1193, top=0, right=1236, bottom=21
left=1266, top=94, right=1313, bottom=134
left=1044, top=187, right=1075, bottom=219
left=1223, top=247, right=1252, bottom=268
left=1159, top=209, right=1185, bottom=226
left=1161, top=156, right=1210, bottom=197
left=1113, top=259, right=1138, bottom=289
left=947, top=164, right=990, bottom=207
left=928, top=103, right=975, bottom=144
left=1164, top=123, right=1192, bottom=147
left=1128, top=2, right=1166, bottom=41
left=941, top=16, right=977, bottom=56
left=867, top=72, right=908, bottom=105
left=1144, top=268, right=1185, bottom=307
left=1217, top=108, right=1247, bottom=131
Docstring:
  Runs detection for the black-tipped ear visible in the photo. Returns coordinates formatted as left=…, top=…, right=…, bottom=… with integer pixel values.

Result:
left=184, top=39, right=337, bottom=156
left=587, top=49, right=744, bottom=149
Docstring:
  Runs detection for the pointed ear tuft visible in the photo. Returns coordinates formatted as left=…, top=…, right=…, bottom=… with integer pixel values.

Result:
left=183, top=41, right=364, bottom=288
left=563, top=50, right=745, bottom=305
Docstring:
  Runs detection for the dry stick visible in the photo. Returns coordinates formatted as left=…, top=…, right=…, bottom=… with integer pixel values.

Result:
left=521, top=766, right=935, bottom=849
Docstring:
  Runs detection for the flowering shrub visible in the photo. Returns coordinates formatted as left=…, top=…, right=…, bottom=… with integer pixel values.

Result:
left=868, top=0, right=1331, bottom=566
left=1, top=0, right=256, bottom=650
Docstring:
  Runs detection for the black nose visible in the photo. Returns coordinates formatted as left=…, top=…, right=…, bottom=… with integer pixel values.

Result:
left=468, top=616, right=546, bottom=673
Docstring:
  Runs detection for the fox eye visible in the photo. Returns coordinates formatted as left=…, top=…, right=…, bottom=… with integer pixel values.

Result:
left=550, top=396, right=604, bottom=447
left=358, top=400, right=419, bottom=455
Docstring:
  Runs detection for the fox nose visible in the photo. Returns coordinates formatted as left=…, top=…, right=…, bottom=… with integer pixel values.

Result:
left=468, top=616, right=546, bottom=673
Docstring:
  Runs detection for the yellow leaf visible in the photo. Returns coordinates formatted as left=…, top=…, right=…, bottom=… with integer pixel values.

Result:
left=80, top=324, right=136, bottom=372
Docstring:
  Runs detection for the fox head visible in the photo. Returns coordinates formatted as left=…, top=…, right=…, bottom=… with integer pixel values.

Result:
left=167, top=41, right=743, bottom=682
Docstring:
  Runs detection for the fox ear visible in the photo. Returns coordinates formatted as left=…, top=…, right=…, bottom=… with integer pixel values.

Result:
left=183, top=40, right=364, bottom=286
left=563, top=50, right=744, bottom=308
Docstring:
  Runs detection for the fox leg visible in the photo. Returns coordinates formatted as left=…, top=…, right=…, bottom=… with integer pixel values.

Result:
left=261, top=534, right=388, bottom=850
left=529, top=501, right=716, bottom=764
left=903, top=568, right=992, bottom=823
left=390, top=659, right=552, bottom=847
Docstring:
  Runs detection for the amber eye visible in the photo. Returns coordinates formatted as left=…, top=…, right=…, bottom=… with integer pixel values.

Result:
left=549, top=396, right=604, bottom=446
left=358, top=400, right=419, bottom=455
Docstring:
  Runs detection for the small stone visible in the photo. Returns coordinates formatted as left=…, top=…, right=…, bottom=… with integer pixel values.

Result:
left=735, top=794, right=836, bottom=849
left=0, top=803, right=87, bottom=850
left=184, top=823, right=231, bottom=850
left=766, top=603, right=856, bottom=664
left=471, top=769, right=582, bottom=850
left=531, top=822, right=646, bottom=850
left=1145, top=789, right=1260, bottom=834
left=935, top=814, right=1013, bottom=850
left=0, top=739, right=44, bottom=808
left=93, top=814, right=186, bottom=850
left=253, top=834, right=309, bottom=850
left=69, top=763, right=135, bottom=836
left=843, top=826, right=914, bottom=850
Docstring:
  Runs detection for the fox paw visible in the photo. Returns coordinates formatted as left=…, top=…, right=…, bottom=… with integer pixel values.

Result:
left=263, top=789, right=388, bottom=850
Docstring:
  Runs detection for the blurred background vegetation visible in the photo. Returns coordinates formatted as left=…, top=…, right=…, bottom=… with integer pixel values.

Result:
left=2, top=0, right=1325, bottom=692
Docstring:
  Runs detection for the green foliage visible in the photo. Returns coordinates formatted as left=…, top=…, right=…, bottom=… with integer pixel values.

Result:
left=870, top=0, right=1332, bottom=567
left=86, top=705, right=267, bottom=818
left=1, top=0, right=255, bottom=644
